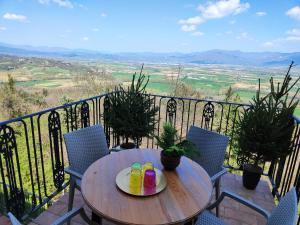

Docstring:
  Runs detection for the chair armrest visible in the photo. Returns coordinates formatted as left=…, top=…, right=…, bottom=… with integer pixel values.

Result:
left=8, top=212, right=22, bottom=225
left=211, top=168, right=227, bottom=183
left=207, top=191, right=270, bottom=219
left=65, top=167, right=82, bottom=180
left=51, top=207, right=91, bottom=225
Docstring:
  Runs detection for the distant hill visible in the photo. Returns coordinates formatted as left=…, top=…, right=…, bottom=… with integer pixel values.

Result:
left=0, top=42, right=299, bottom=66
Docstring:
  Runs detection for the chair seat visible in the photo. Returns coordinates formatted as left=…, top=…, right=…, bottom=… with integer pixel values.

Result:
left=196, top=211, right=228, bottom=225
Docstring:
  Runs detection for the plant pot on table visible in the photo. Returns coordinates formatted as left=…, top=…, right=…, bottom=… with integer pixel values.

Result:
left=242, top=164, right=263, bottom=190
left=120, top=142, right=136, bottom=149
left=111, top=142, right=136, bottom=152
left=160, top=151, right=181, bottom=170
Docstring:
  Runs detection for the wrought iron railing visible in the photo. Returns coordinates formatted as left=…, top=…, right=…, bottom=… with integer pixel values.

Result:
left=0, top=92, right=299, bottom=222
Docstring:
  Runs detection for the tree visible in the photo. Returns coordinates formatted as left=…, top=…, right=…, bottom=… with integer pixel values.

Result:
left=0, top=75, right=47, bottom=120
left=234, top=62, right=299, bottom=166
left=105, top=66, right=159, bottom=147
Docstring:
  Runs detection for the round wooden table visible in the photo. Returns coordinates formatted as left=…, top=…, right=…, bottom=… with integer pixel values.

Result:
left=81, top=149, right=213, bottom=225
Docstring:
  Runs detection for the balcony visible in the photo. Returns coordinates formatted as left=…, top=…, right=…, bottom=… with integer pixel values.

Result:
left=0, top=92, right=299, bottom=225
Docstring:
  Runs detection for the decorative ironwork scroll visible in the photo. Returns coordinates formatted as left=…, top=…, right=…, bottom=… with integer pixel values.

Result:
left=0, top=125, right=25, bottom=218
left=80, top=101, right=90, bottom=128
left=166, top=98, right=177, bottom=126
left=202, top=102, right=214, bottom=130
left=48, top=111, right=64, bottom=189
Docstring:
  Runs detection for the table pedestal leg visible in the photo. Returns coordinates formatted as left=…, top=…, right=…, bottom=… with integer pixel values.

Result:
left=92, top=212, right=102, bottom=225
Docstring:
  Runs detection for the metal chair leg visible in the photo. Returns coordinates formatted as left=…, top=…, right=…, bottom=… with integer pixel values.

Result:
left=67, top=179, right=75, bottom=225
left=92, top=212, right=102, bottom=225
left=215, top=179, right=220, bottom=217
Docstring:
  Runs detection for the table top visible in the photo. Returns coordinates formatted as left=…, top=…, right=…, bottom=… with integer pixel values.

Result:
left=81, top=148, right=213, bottom=225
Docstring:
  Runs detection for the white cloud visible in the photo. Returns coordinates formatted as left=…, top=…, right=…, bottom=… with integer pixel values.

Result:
left=286, top=36, right=300, bottom=41
left=262, top=41, right=276, bottom=48
left=38, top=0, right=50, bottom=4
left=263, top=28, right=300, bottom=49
left=101, top=13, right=107, bottom=17
left=59, top=34, right=67, bottom=38
left=256, top=11, right=266, bottom=16
left=286, top=28, right=300, bottom=37
left=191, top=31, right=204, bottom=36
left=39, top=0, right=73, bottom=8
left=52, top=0, right=73, bottom=8
left=0, top=26, right=7, bottom=31
left=179, top=0, right=249, bottom=32
left=92, top=28, right=99, bottom=32
left=236, top=32, right=253, bottom=40
left=179, top=16, right=204, bottom=31
left=77, top=3, right=88, bottom=10
left=179, top=16, right=204, bottom=25
left=198, top=0, right=250, bottom=19
left=285, top=28, right=300, bottom=41
left=82, top=36, right=89, bottom=41
left=286, top=6, right=300, bottom=21
left=181, top=24, right=196, bottom=32
left=3, top=13, right=27, bottom=22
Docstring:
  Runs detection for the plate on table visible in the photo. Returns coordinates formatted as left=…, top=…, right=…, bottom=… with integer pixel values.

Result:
left=116, top=167, right=167, bottom=196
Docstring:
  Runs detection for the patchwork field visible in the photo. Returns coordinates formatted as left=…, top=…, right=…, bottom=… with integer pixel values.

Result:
left=0, top=54, right=299, bottom=116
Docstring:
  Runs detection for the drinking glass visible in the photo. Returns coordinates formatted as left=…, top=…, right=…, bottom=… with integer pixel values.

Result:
left=143, top=169, right=156, bottom=188
left=143, top=162, right=154, bottom=174
left=129, top=163, right=142, bottom=194
left=131, top=162, right=142, bottom=171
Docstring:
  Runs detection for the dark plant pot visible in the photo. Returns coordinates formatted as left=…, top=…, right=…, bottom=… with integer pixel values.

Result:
left=242, top=164, right=263, bottom=190
left=160, top=151, right=181, bottom=170
left=120, top=142, right=136, bottom=149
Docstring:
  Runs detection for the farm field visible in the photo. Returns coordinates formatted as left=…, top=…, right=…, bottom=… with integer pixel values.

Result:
left=0, top=54, right=299, bottom=116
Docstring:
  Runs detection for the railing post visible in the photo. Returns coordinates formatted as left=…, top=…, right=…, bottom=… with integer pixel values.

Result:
left=0, top=125, right=25, bottom=218
left=80, top=101, right=90, bottom=128
left=274, top=157, right=286, bottom=196
left=48, top=111, right=64, bottom=190
left=103, top=95, right=111, bottom=148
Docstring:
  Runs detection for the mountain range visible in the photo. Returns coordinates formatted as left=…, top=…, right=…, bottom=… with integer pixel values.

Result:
left=0, top=42, right=299, bottom=66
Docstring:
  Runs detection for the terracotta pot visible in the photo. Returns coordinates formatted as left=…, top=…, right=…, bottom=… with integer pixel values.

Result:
left=120, top=142, right=136, bottom=149
left=242, top=164, right=263, bottom=190
left=160, top=151, right=181, bottom=170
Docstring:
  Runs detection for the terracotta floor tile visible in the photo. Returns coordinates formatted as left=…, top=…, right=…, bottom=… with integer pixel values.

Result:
left=1, top=173, right=276, bottom=225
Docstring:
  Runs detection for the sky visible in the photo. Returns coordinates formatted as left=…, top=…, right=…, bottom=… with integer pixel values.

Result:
left=0, top=0, right=300, bottom=53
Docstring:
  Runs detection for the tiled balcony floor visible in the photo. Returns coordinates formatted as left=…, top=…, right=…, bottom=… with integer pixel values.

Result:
left=2, top=173, right=275, bottom=225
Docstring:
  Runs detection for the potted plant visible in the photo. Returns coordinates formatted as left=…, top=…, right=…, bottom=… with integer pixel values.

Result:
left=156, top=122, right=197, bottom=170
left=235, top=62, right=299, bottom=189
left=105, top=65, right=159, bottom=149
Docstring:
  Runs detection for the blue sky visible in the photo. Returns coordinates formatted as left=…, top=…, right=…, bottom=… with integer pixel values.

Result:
left=0, top=0, right=300, bottom=52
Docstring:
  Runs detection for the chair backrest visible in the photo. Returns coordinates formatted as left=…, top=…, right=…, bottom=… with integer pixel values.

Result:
left=187, top=126, right=229, bottom=177
left=267, top=188, right=298, bottom=225
left=8, top=213, right=22, bottom=225
left=64, top=125, right=109, bottom=175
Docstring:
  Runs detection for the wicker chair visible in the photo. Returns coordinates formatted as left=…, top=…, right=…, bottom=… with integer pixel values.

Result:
left=64, top=124, right=109, bottom=224
left=196, top=187, right=298, bottom=225
left=8, top=207, right=91, bottom=225
left=187, top=126, right=229, bottom=216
